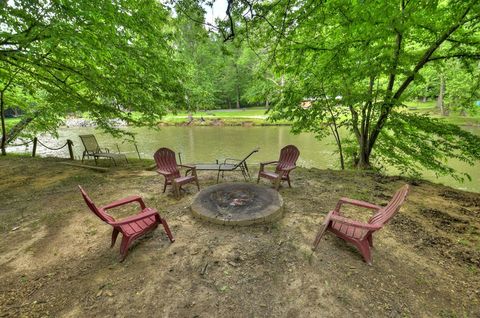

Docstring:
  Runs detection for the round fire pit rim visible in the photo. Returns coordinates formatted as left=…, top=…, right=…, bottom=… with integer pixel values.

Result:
left=190, top=182, right=284, bottom=226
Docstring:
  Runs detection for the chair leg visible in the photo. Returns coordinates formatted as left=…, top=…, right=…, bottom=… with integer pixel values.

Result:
left=163, top=178, right=168, bottom=193
left=257, top=173, right=261, bottom=184
left=217, top=170, right=221, bottom=183
left=244, top=163, right=251, bottom=179
left=312, top=224, right=328, bottom=251
left=111, top=229, right=120, bottom=247
left=367, top=233, right=373, bottom=247
left=287, top=174, right=292, bottom=188
left=160, top=218, right=175, bottom=243
left=119, top=236, right=133, bottom=262
left=274, top=177, right=281, bottom=191
left=94, top=156, right=98, bottom=165
left=356, top=240, right=373, bottom=265
left=195, top=178, right=200, bottom=191
left=241, top=166, right=248, bottom=181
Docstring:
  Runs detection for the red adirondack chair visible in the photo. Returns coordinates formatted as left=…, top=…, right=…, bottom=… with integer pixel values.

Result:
left=257, top=145, right=300, bottom=190
left=154, top=147, right=200, bottom=198
left=78, top=186, right=174, bottom=261
left=312, top=184, right=410, bottom=265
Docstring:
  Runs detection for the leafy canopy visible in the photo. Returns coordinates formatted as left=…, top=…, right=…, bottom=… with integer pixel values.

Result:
left=228, top=0, right=480, bottom=179
left=1, top=0, right=185, bottom=136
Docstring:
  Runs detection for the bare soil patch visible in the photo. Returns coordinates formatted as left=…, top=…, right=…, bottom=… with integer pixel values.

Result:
left=0, top=157, right=479, bottom=317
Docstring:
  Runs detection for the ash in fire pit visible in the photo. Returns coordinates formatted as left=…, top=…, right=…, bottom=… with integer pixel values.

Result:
left=191, top=183, right=283, bottom=225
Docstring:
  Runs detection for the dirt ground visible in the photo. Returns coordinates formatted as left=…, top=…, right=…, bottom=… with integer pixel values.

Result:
left=0, top=157, right=479, bottom=317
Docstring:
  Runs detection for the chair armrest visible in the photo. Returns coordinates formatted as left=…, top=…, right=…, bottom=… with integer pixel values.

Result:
left=259, top=161, right=278, bottom=172
left=110, top=210, right=158, bottom=226
left=179, top=164, right=196, bottom=174
left=101, top=195, right=146, bottom=210
left=330, top=215, right=382, bottom=231
left=335, top=197, right=382, bottom=212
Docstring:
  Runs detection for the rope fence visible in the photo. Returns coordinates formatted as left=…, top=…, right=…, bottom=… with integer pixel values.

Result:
left=8, top=139, right=33, bottom=147
left=8, top=137, right=75, bottom=160
left=36, top=138, right=70, bottom=151
left=33, top=137, right=74, bottom=159
left=8, top=137, right=140, bottom=161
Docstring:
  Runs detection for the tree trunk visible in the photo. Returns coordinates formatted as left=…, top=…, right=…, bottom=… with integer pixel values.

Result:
left=329, top=124, right=345, bottom=170
left=234, top=63, right=240, bottom=109
left=235, top=85, right=240, bottom=109
left=357, top=139, right=372, bottom=169
left=437, top=74, right=446, bottom=116
left=1, top=91, right=7, bottom=155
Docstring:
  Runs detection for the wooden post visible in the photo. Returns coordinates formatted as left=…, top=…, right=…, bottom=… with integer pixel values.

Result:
left=67, top=139, right=74, bottom=160
left=32, top=137, right=37, bottom=157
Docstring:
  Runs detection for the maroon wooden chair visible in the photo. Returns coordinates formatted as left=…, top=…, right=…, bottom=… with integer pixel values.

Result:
left=257, top=145, right=300, bottom=190
left=154, top=147, right=200, bottom=198
left=78, top=186, right=174, bottom=261
left=312, top=184, right=410, bottom=265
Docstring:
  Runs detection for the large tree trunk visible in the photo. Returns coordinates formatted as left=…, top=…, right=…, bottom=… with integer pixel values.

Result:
left=357, top=135, right=372, bottom=169
left=1, top=91, right=6, bottom=155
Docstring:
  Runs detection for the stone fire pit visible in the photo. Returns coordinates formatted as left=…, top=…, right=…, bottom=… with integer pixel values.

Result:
left=191, top=183, right=283, bottom=225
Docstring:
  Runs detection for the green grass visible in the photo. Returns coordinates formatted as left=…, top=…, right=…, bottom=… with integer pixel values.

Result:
left=404, top=101, right=480, bottom=126
left=158, top=107, right=291, bottom=125
left=4, top=117, right=21, bottom=131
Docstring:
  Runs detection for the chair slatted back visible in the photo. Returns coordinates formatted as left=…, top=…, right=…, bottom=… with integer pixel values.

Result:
left=276, top=145, right=300, bottom=172
left=79, top=134, right=101, bottom=154
left=154, top=148, right=181, bottom=179
left=369, top=184, right=410, bottom=226
left=78, top=186, right=115, bottom=224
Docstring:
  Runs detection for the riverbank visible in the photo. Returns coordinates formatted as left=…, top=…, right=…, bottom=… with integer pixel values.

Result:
left=0, top=157, right=479, bottom=317
left=5, top=102, right=480, bottom=131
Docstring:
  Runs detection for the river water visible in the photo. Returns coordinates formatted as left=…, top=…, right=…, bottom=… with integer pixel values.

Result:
left=8, top=125, right=480, bottom=193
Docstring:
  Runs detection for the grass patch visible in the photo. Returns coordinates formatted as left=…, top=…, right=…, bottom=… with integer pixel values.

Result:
left=4, top=117, right=21, bottom=131
left=404, top=101, right=480, bottom=126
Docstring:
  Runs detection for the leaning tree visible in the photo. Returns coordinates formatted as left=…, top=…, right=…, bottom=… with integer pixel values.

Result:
left=0, top=0, right=185, bottom=154
left=224, top=0, right=480, bottom=179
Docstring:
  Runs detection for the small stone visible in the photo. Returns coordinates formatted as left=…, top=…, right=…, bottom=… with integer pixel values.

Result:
left=228, top=261, right=239, bottom=267
left=11, top=226, right=20, bottom=231
left=96, top=290, right=103, bottom=297
left=105, top=291, right=113, bottom=297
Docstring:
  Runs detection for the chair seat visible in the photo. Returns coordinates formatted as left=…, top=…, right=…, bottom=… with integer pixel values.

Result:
left=331, top=220, right=367, bottom=239
left=119, top=210, right=158, bottom=236
left=258, top=171, right=289, bottom=181
left=174, top=175, right=197, bottom=185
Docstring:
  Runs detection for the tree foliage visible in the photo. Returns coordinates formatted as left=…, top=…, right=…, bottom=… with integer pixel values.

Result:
left=227, top=0, right=480, bottom=179
left=0, top=0, right=185, bottom=148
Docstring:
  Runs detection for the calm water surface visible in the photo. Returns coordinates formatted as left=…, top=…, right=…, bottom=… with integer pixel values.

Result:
left=9, top=126, right=480, bottom=193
